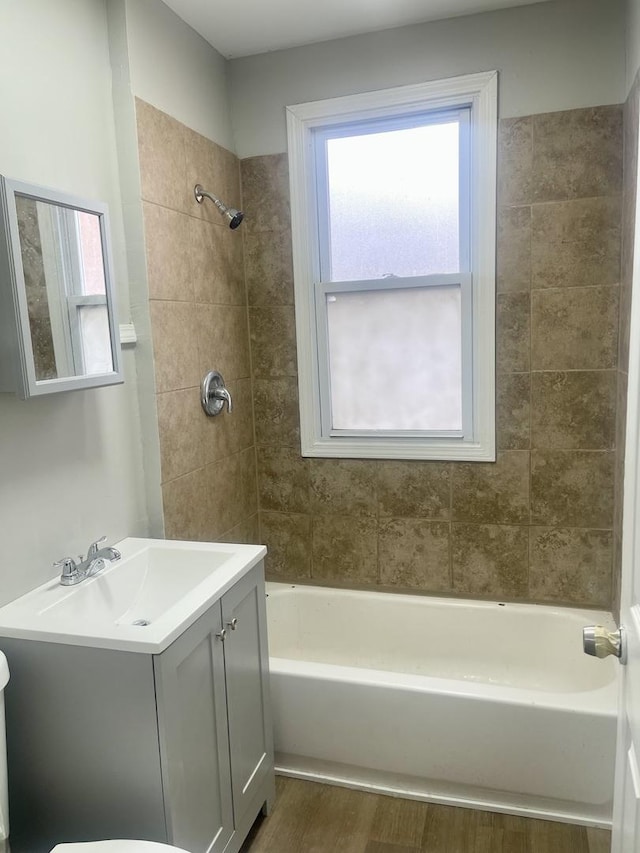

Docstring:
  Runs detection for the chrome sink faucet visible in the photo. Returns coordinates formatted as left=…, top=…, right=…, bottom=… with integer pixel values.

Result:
left=54, top=536, right=122, bottom=586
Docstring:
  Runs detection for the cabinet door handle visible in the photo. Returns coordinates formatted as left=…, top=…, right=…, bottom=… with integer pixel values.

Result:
left=227, top=618, right=238, bottom=631
left=216, top=628, right=227, bottom=641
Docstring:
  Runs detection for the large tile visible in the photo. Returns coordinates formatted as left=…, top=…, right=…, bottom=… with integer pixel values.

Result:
left=619, top=255, right=633, bottom=373
left=196, top=303, right=251, bottom=380
left=531, top=106, right=623, bottom=202
left=253, top=377, right=300, bottom=447
left=184, top=126, right=233, bottom=223
left=497, top=205, right=531, bottom=293
left=245, top=229, right=294, bottom=306
left=202, top=377, right=254, bottom=463
left=497, top=293, right=530, bottom=373
left=531, top=450, right=615, bottom=528
left=619, top=105, right=634, bottom=373
left=497, top=373, right=530, bottom=451
left=451, top=523, right=529, bottom=598
left=136, top=99, right=187, bottom=212
left=219, top=513, right=260, bottom=545
left=142, top=203, right=193, bottom=301
left=241, top=154, right=291, bottom=234
left=613, top=372, right=628, bottom=578
left=531, top=286, right=619, bottom=370
left=497, top=117, right=533, bottom=206
left=189, top=218, right=245, bottom=306
left=615, top=371, right=629, bottom=502
left=249, top=306, right=298, bottom=378
left=207, top=447, right=257, bottom=537
left=312, top=516, right=378, bottom=584
left=310, top=459, right=377, bottom=517
left=157, top=387, right=204, bottom=483
left=162, top=467, right=212, bottom=541
left=531, top=197, right=621, bottom=290
left=257, top=446, right=310, bottom=513
left=260, top=511, right=312, bottom=579
left=378, top=519, right=450, bottom=591
left=221, top=144, right=243, bottom=211
left=529, top=527, right=612, bottom=607
left=621, top=85, right=639, bottom=372
left=149, top=300, right=200, bottom=392
left=376, top=461, right=450, bottom=520
left=531, top=371, right=616, bottom=450
left=612, top=527, right=623, bottom=619
left=452, top=452, right=530, bottom=525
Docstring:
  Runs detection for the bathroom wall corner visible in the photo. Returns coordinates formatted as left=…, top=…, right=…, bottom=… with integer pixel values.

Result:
left=107, top=0, right=164, bottom=537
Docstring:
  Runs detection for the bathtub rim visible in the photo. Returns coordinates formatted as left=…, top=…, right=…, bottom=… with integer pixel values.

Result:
left=266, top=580, right=619, bottom=715
left=266, top=579, right=617, bottom=622
left=269, top=655, right=617, bottom=715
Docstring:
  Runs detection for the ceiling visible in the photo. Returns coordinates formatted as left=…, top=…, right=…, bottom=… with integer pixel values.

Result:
left=162, top=0, right=553, bottom=59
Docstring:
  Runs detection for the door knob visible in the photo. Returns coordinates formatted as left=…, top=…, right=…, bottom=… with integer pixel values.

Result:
left=583, top=625, right=626, bottom=663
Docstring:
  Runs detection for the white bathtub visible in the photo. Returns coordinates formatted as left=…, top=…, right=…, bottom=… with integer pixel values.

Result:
left=266, top=582, right=618, bottom=827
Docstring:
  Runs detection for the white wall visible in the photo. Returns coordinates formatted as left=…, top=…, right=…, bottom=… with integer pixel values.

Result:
left=229, top=0, right=625, bottom=158
left=628, top=0, right=640, bottom=92
left=124, top=0, right=234, bottom=151
left=0, top=0, right=148, bottom=604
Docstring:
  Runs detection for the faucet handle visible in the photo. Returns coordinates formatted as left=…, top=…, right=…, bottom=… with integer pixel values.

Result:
left=54, top=557, right=80, bottom=583
left=87, top=536, right=107, bottom=558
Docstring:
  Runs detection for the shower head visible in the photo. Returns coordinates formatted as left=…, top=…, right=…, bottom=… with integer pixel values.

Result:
left=194, top=184, right=244, bottom=229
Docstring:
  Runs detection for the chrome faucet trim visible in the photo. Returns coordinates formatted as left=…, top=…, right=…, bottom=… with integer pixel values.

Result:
left=54, top=537, right=121, bottom=586
left=86, top=536, right=122, bottom=563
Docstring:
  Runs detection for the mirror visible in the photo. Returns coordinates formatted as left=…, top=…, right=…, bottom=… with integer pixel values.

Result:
left=0, top=176, right=123, bottom=398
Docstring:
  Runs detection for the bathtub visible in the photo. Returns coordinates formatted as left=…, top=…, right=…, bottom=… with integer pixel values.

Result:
left=266, top=582, right=618, bottom=827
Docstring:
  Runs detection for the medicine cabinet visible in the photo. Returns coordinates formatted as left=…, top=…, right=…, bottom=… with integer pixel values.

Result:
left=0, top=176, right=123, bottom=398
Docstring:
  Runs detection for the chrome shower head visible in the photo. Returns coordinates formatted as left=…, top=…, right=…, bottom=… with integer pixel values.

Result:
left=194, top=184, right=244, bottom=229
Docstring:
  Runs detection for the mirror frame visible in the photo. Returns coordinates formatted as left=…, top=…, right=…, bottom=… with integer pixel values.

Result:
left=0, top=176, right=123, bottom=398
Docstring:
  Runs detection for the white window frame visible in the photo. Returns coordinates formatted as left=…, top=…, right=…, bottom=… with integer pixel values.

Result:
left=286, top=70, right=498, bottom=461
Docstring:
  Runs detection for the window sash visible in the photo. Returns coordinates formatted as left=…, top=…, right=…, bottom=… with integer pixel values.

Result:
left=313, top=107, right=472, bottom=282
left=314, top=273, right=473, bottom=440
left=286, top=71, right=497, bottom=461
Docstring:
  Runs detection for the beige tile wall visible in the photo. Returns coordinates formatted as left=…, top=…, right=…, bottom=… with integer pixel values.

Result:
left=612, top=77, right=640, bottom=616
left=241, top=105, right=624, bottom=608
left=136, top=99, right=259, bottom=544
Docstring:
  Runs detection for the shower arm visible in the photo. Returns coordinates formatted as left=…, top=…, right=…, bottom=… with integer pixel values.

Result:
left=194, top=185, right=224, bottom=212
left=194, top=184, right=244, bottom=230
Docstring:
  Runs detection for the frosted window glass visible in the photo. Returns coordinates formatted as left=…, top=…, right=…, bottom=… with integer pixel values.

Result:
left=77, top=211, right=107, bottom=296
left=327, top=286, right=462, bottom=431
left=326, top=121, right=460, bottom=281
left=78, top=305, right=113, bottom=375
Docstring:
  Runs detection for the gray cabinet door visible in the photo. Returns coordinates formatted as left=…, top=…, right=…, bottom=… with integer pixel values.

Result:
left=154, top=604, right=234, bottom=853
left=221, top=564, right=274, bottom=827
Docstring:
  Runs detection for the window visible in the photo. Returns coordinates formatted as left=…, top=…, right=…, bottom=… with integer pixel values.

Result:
left=286, top=71, right=497, bottom=461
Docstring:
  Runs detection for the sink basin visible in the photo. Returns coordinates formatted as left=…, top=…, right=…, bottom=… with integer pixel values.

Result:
left=0, top=538, right=266, bottom=653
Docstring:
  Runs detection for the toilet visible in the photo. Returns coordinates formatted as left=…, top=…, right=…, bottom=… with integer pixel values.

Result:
left=0, top=653, right=188, bottom=853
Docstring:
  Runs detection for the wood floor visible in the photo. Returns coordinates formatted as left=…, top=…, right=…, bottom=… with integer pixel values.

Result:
left=241, top=777, right=611, bottom=853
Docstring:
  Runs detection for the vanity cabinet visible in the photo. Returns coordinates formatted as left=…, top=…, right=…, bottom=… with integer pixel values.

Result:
left=2, top=563, right=274, bottom=853
left=154, top=566, right=274, bottom=853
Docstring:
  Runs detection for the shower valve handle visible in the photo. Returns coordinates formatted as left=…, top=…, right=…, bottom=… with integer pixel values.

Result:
left=201, top=370, right=233, bottom=416
left=212, top=386, right=233, bottom=413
